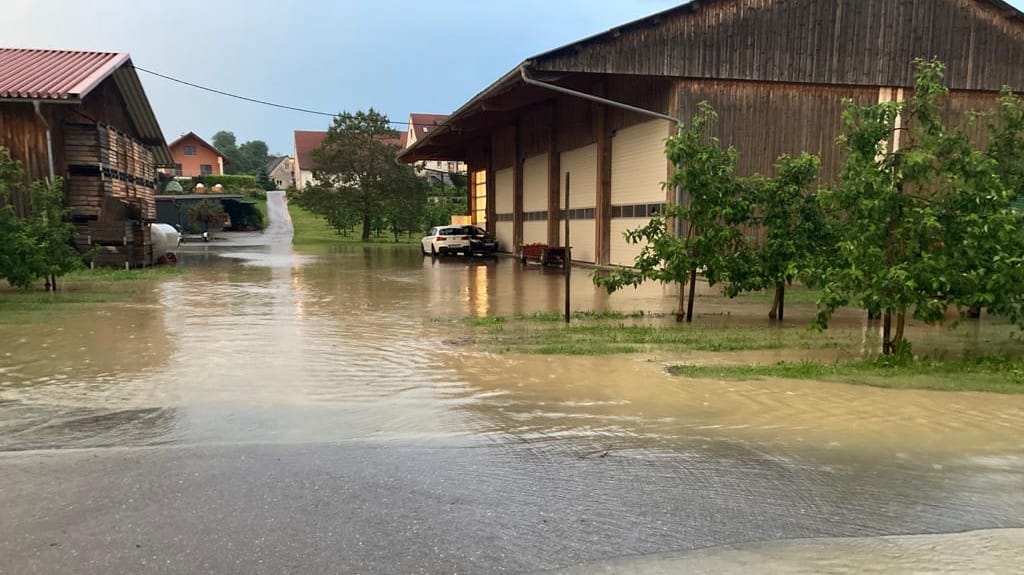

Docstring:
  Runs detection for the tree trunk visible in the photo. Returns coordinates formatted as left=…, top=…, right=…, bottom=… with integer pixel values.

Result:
left=882, top=310, right=893, bottom=355
left=893, top=312, right=906, bottom=352
left=768, top=283, right=785, bottom=321
left=686, top=268, right=698, bottom=323
left=676, top=282, right=686, bottom=322
left=361, top=215, right=371, bottom=241
left=51, top=275, right=57, bottom=292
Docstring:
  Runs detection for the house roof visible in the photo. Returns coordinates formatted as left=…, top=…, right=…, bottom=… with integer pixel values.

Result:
left=400, top=0, right=1024, bottom=163
left=399, top=132, right=409, bottom=149
left=168, top=131, right=230, bottom=163
left=0, top=48, right=172, bottom=165
left=294, top=130, right=403, bottom=171
left=266, top=155, right=291, bottom=173
left=294, top=130, right=327, bottom=170
left=409, top=113, right=447, bottom=142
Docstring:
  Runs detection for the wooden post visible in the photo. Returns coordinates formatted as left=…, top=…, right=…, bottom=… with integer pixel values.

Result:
left=686, top=267, right=697, bottom=323
left=565, top=172, right=571, bottom=324
left=595, top=105, right=613, bottom=266
left=512, top=122, right=524, bottom=254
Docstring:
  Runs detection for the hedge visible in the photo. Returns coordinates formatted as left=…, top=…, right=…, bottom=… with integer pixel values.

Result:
left=190, top=174, right=260, bottom=191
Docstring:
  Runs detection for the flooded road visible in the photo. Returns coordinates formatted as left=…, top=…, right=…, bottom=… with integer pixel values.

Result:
left=2, top=200, right=1023, bottom=573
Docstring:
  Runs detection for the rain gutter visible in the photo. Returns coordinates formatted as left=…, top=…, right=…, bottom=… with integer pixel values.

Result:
left=32, top=100, right=56, bottom=182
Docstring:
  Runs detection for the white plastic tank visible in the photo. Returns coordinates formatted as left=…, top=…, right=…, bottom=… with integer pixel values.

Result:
left=150, top=223, right=181, bottom=261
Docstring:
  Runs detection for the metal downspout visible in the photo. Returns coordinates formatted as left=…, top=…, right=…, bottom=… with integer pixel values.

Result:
left=518, top=64, right=684, bottom=216
left=32, top=101, right=56, bottom=183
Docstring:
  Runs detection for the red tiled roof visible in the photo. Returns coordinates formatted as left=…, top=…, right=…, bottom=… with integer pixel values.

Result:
left=295, top=130, right=404, bottom=170
left=399, top=132, right=409, bottom=149
left=0, top=48, right=129, bottom=100
left=168, top=131, right=230, bottom=163
left=409, top=113, right=448, bottom=141
left=294, top=130, right=327, bottom=170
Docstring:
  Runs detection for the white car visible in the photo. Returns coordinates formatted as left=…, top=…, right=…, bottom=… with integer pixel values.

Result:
left=421, top=226, right=471, bottom=256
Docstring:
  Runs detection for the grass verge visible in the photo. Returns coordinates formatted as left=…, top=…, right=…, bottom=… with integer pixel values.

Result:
left=668, top=357, right=1024, bottom=394
left=459, top=315, right=858, bottom=356
left=288, top=203, right=419, bottom=247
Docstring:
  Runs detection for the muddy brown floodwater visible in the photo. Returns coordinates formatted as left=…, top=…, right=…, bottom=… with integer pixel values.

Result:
left=1, top=208, right=1023, bottom=573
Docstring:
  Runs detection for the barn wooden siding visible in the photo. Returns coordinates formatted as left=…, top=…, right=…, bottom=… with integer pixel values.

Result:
left=0, top=76, right=157, bottom=267
left=676, top=80, right=879, bottom=182
left=534, top=0, right=1024, bottom=93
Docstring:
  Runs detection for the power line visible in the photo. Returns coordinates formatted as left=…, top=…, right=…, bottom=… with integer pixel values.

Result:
left=130, top=65, right=412, bottom=125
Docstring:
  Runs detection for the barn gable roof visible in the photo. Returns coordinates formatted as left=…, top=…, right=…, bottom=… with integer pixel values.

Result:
left=400, top=0, right=1024, bottom=163
left=0, top=48, right=172, bottom=165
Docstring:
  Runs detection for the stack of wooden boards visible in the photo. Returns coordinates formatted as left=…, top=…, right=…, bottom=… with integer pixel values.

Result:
left=64, top=123, right=157, bottom=268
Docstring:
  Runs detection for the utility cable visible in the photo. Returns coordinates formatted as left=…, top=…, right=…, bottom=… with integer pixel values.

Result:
left=130, top=64, right=413, bottom=125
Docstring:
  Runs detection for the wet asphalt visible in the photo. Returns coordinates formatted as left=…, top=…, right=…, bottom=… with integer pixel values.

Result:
left=3, top=439, right=1021, bottom=575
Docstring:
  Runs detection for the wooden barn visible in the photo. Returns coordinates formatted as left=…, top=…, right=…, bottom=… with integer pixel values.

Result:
left=400, top=0, right=1024, bottom=267
left=0, top=48, right=172, bottom=268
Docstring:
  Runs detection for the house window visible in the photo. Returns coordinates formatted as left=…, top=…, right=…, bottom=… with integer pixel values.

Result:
left=200, top=164, right=213, bottom=176
left=184, top=145, right=197, bottom=156
left=472, top=170, right=487, bottom=226
left=174, top=164, right=183, bottom=177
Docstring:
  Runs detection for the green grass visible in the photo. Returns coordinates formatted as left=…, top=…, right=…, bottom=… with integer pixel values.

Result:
left=64, top=267, right=186, bottom=282
left=459, top=316, right=858, bottom=356
left=716, top=288, right=824, bottom=306
left=668, top=356, right=1024, bottom=394
left=288, top=203, right=420, bottom=247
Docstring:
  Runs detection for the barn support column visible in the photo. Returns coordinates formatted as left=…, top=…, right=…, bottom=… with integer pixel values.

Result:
left=485, top=150, right=496, bottom=236
left=512, top=122, right=524, bottom=252
left=595, top=104, right=612, bottom=266
left=547, top=104, right=561, bottom=246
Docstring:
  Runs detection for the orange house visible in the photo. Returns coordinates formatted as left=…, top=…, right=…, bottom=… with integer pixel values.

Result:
left=168, top=132, right=228, bottom=177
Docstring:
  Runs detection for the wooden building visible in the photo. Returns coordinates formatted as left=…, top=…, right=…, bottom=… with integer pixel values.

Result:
left=0, top=48, right=172, bottom=267
left=400, top=0, right=1024, bottom=266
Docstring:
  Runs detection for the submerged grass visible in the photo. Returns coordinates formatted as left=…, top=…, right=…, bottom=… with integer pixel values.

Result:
left=668, top=356, right=1024, bottom=394
left=0, top=265, right=185, bottom=325
left=288, top=203, right=419, bottom=247
left=458, top=314, right=858, bottom=356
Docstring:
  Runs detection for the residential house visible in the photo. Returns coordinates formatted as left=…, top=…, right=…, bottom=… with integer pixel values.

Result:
left=167, top=132, right=228, bottom=177
left=266, top=156, right=294, bottom=189
left=405, top=113, right=466, bottom=186
left=0, top=48, right=172, bottom=267
left=292, top=130, right=403, bottom=189
left=293, top=130, right=326, bottom=189
left=400, top=0, right=1024, bottom=266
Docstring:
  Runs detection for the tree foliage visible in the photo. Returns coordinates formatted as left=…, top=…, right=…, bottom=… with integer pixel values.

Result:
left=817, top=59, right=1024, bottom=353
left=297, top=109, right=425, bottom=241
left=0, top=147, right=80, bottom=289
left=212, top=130, right=273, bottom=185
left=595, top=106, right=829, bottom=322
left=594, top=104, right=743, bottom=303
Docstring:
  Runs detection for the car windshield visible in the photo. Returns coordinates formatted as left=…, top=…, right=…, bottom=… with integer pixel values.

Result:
left=439, top=228, right=463, bottom=235
left=462, top=226, right=487, bottom=235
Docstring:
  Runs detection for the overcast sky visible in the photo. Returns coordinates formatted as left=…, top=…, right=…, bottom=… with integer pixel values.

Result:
left=6, top=0, right=1023, bottom=155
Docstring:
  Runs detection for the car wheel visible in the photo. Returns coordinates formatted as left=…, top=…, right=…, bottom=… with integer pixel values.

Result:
left=431, top=245, right=438, bottom=257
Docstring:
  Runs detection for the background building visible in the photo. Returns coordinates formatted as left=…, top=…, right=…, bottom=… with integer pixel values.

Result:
left=266, top=156, right=294, bottom=189
left=292, top=130, right=326, bottom=189
left=400, top=0, right=1024, bottom=266
left=405, top=113, right=466, bottom=186
left=167, top=132, right=228, bottom=177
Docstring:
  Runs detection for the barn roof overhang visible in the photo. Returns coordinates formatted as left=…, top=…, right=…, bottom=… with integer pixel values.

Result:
left=398, top=66, right=604, bottom=163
